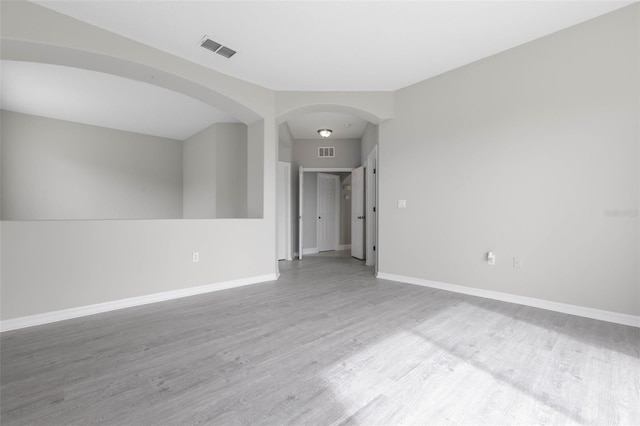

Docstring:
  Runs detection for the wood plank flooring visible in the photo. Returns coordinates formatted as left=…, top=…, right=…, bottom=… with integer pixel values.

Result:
left=1, top=253, right=639, bottom=425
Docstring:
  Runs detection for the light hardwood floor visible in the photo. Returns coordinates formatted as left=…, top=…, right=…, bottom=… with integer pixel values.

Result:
left=1, top=253, right=639, bottom=425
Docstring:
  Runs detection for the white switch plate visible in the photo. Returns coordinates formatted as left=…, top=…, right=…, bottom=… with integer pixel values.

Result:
left=513, top=257, right=523, bottom=269
left=398, top=200, right=407, bottom=208
left=192, top=252, right=200, bottom=262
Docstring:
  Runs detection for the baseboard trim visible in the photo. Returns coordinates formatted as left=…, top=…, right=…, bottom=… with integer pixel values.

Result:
left=0, top=273, right=278, bottom=332
left=376, top=272, right=639, bottom=328
left=303, top=248, right=319, bottom=255
left=337, top=244, right=352, bottom=251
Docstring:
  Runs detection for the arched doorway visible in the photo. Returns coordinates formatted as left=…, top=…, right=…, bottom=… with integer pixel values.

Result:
left=275, top=104, right=384, bottom=275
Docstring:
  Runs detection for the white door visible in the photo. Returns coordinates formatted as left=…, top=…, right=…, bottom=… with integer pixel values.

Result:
left=351, top=166, right=365, bottom=259
left=316, top=173, right=339, bottom=252
left=365, top=149, right=377, bottom=266
left=277, top=162, right=291, bottom=261
left=298, top=167, right=304, bottom=259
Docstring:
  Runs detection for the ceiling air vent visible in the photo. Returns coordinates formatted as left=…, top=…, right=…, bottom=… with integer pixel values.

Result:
left=216, top=46, right=237, bottom=59
left=318, top=147, right=335, bottom=158
left=199, top=36, right=237, bottom=59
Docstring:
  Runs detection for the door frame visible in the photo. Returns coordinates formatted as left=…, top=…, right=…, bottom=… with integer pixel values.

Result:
left=351, top=166, right=365, bottom=260
left=316, top=173, right=340, bottom=252
left=298, top=167, right=353, bottom=259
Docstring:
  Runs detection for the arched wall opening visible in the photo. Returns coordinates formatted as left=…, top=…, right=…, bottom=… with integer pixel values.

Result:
left=276, top=103, right=385, bottom=127
left=2, top=40, right=263, bottom=124
left=275, top=104, right=384, bottom=272
left=1, top=41, right=266, bottom=221
left=1, top=36, right=277, bottom=323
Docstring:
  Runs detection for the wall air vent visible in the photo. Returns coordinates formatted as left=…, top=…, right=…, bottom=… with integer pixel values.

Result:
left=318, top=147, right=335, bottom=158
left=199, top=36, right=236, bottom=59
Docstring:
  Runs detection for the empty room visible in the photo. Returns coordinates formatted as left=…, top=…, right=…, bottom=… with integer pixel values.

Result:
left=1, top=1, right=638, bottom=425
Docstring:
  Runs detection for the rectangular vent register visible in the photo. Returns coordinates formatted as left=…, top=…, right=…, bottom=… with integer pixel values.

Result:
left=318, top=147, right=335, bottom=158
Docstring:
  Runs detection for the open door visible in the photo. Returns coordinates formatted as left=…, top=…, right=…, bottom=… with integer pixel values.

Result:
left=366, top=148, right=377, bottom=267
left=317, top=173, right=340, bottom=252
left=351, top=166, right=365, bottom=259
left=298, top=166, right=304, bottom=260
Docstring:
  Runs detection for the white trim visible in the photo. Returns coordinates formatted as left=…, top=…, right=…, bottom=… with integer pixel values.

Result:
left=376, top=272, right=640, bottom=328
left=303, top=167, right=353, bottom=173
left=299, top=166, right=304, bottom=260
left=302, top=246, right=350, bottom=254
left=0, top=274, right=278, bottom=332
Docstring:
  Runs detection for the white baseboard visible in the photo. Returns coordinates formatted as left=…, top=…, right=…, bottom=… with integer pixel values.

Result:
left=0, top=274, right=278, bottom=332
left=302, top=246, right=350, bottom=255
left=376, top=272, right=639, bottom=328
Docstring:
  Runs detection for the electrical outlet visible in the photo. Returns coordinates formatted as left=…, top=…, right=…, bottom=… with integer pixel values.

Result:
left=513, top=257, right=523, bottom=269
left=192, top=252, right=199, bottom=262
left=398, top=200, right=407, bottom=208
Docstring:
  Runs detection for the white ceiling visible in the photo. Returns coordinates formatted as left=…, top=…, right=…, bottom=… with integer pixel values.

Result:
left=34, top=0, right=633, bottom=91
left=0, top=60, right=238, bottom=140
left=287, top=112, right=368, bottom=140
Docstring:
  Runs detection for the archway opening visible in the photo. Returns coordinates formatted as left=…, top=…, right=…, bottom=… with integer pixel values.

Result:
left=275, top=105, right=381, bottom=275
left=1, top=42, right=266, bottom=220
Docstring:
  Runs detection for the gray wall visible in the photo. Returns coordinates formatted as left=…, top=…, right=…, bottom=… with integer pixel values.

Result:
left=1, top=110, right=183, bottom=220
left=183, top=123, right=217, bottom=218
left=278, top=122, right=293, bottom=163
left=247, top=120, right=264, bottom=218
left=292, top=138, right=361, bottom=170
left=360, top=122, right=379, bottom=165
left=1, top=219, right=273, bottom=319
left=379, top=5, right=639, bottom=316
left=277, top=122, right=295, bottom=253
left=216, top=123, right=248, bottom=218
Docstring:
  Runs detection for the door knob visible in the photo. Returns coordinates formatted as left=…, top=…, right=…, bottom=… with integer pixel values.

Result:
left=318, top=216, right=321, bottom=219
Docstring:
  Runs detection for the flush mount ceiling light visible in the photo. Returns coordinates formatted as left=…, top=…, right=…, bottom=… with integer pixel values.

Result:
left=318, top=129, right=333, bottom=138
left=199, top=36, right=237, bottom=59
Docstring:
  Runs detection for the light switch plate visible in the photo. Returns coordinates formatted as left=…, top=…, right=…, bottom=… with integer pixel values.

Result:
left=513, top=257, right=523, bottom=269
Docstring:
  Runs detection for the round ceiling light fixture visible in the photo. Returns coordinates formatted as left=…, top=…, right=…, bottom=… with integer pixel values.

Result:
left=317, top=129, right=333, bottom=138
